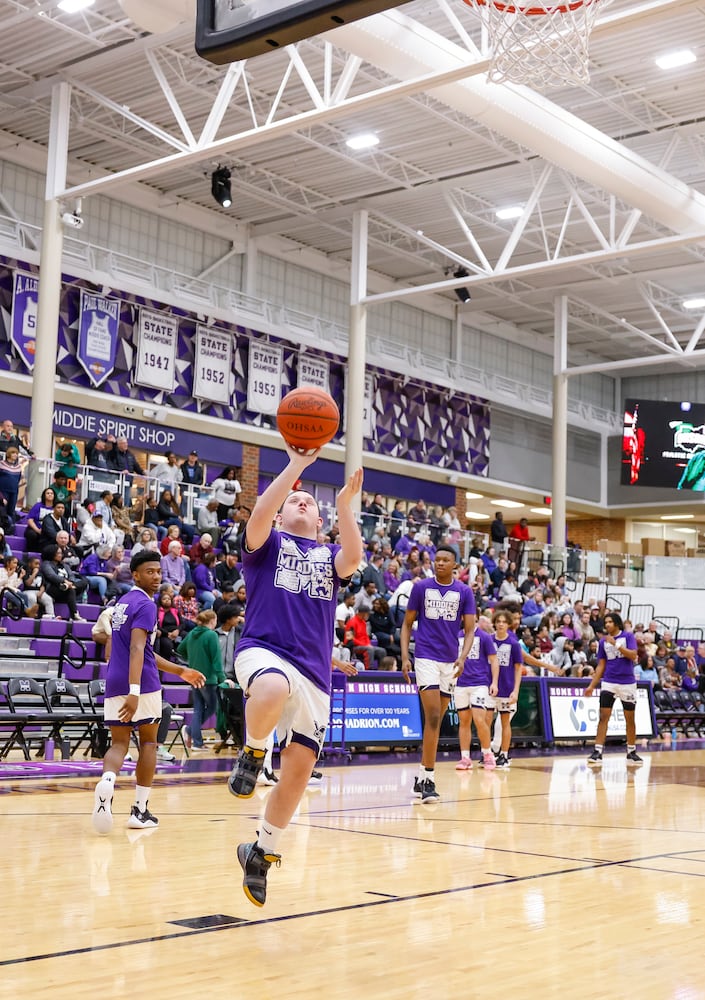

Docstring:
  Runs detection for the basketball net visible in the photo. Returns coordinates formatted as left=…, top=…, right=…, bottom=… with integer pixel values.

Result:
left=464, top=0, right=609, bottom=88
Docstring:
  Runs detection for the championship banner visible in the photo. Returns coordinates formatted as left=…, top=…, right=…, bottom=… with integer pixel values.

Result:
left=193, top=325, right=232, bottom=405
left=247, top=342, right=282, bottom=415
left=77, top=289, right=120, bottom=387
left=11, top=272, right=39, bottom=371
left=363, top=373, right=375, bottom=438
left=135, top=308, right=178, bottom=393
left=297, top=354, right=329, bottom=392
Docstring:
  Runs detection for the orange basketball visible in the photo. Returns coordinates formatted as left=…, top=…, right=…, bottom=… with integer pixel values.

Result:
left=276, top=386, right=340, bottom=450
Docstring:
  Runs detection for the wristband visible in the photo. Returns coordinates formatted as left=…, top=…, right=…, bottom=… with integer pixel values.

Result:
left=129, top=684, right=140, bottom=697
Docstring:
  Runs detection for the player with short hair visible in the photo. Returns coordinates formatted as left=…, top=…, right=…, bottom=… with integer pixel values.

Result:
left=584, top=611, right=642, bottom=766
left=489, top=609, right=524, bottom=768
left=227, top=445, right=363, bottom=906
left=401, top=545, right=476, bottom=802
left=91, top=550, right=205, bottom=834
left=454, top=617, right=498, bottom=772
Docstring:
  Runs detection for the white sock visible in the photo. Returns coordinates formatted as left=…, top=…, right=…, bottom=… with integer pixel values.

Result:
left=481, top=747, right=491, bottom=755
left=244, top=736, right=268, bottom=753
left=418, top=765, right=427, bottom=781
left=460, top=750, right=470, bottom=760
left=258, top=821, right=285, bottom=855
left=627, top=745, right=636, bottom=753
left=135, top=785, right=151, bottom=811
left=101, top=771, right=116, bottom=784
left=423, top=767, right=435, bottom=783
left=594, top=744, right=603, bottom=753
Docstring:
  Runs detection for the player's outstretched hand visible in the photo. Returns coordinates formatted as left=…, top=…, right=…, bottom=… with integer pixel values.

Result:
left=183, top=668, right=206, bottom=688
left=285, top=442, right=321, bottom=466
left=337, top=468, right=363, bottom=506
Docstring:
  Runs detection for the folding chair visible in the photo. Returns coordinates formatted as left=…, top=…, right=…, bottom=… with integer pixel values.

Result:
left=3, top=677, right=54, bottom=760
left=45, top=678, right=102, bottom=757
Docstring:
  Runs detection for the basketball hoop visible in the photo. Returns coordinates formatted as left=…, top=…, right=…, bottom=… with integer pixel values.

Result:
left=463, top=0, right=608, bottom=88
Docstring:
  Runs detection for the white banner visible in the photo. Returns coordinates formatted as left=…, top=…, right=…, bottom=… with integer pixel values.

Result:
left=363, top=373, right=375, bottom=438
left=135, top=308, right=178, bottom=392
left=247, top=342, right=283, bottom=415
left=193, top=325, right=232, bottom=405
left=548, top=684, right=654, bottom=739
left=297, top=354, right=329, bottom=392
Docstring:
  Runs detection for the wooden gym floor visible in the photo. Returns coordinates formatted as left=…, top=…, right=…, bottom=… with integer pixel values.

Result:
left=1, top=747, right=704, bottom=1000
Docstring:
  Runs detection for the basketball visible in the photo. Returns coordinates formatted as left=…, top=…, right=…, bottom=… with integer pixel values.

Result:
left=276, top=386, right=340, bottom=451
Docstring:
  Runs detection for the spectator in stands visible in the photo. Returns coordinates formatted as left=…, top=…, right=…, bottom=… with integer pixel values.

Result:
left=577, top=610, right=596, bottom=645
left=105, top=545, right=134, bottom=596
left=151, top=450, right=183, bottom=502
left=157, top=488, right=193, bottom=543
left=490, top=555, right=508, bottom=595
left=661, top=630, right=677, bottom=655
left=369, top=597, right=400, bottom=663
left=353, top=579, right=378, bottom=613
left=80, top=544, right=115, bottom=604
left=659, top=657, right=682, bottom=690
left=179, top=608, right=235, bottom=751
left=180, top=449, right=205, bottom=490
left=406, top=498, right=429, bottom=528
left=0, top=445, right=24, bottom=528
left=682, top=659, right=700, bottom=692
left=94, top=490, right=115, bottom=527
left=0, top=420, right=32, bottom=458
left=220, top=505, right=249, bottom=558
left=25, top=487, right=57, bottom=551
left=78, top=511, right=116, bottom=555
left=55, top=441, right=80, bottom=481
left=653, top=641, right=668, bottom=669
left=521, top=590, right=545, bottom=629
left=0, top=556, right=36, bottom=617
left=40, top=544, right=88, bottom=621
left=216, top=604, right=242, bottom=680
left=210, top=465, right=242, bottom=521
left=549, top=636, right=573, bottom=675
left=21, top=555, right=54, bottom=618
left=481, top=545, right=498, bottom=577
left=359, top=491, right=377, bottom=542
left=159, top=524, right=184, bottom=556
left=197, top=499, right=221, bottom=545
left=589, top=605, right=605, bottom=636
left=85, top=434, right=113, bottom=473
left=0, top=527, right=11, bottom=559
left=215, top=550, right=242, bottom=594
left=361, top=552, right=385, bottom=594
left=131, top=527, right=158, bottom=556
left=344, top=607, right=386, bottom=670
left=498, top=572, right=521, bottom=603
left=427, top=505, right=446, bottom=547
left=383, top=558, right=401, bottom=596
left=108, top=436, right=144, bottom=501
left=110, top=495, right=133, bottom=547
left=189, top=532, right=215, bottom=566
left=335, top=589, right=356, bottom=643
left=389, top=499, right=406, bottom=547
left=490, top=511, right=508, bottom=547
left=161, top=539, right=186, bottom=592
left=173, top=580, right=199, bottom=627
left=558, top=612, right=581, bottom=642
left=419, top=550, right=435, bottom=578
left=55, top=529, right=81, bottom=572
left=51, top=470, right=72, bottom=506
left=230, top=582, right=247, bottom=620
left=154, top=591, right=182, bottom=661
left=394, top=524, right=418, bottom=559
left=40, top=500, right=74, bottom=551
left=193, top=550, right=220, bottom=609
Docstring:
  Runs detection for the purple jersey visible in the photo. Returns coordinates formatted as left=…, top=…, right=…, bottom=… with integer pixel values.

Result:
left=237, top=529, right=342, bottom=693
left=457, top=629, right=497, bottom=687
left=407, top=577, right=476, bottom=662
left=597, top=630, right=637, bottom=684
left=495, top=632, right=523, bottom=698
left=105, top=587, right=160, bottom=697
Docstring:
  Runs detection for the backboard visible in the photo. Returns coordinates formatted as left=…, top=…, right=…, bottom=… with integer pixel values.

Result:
left=196, top=0, right=410, bottom=64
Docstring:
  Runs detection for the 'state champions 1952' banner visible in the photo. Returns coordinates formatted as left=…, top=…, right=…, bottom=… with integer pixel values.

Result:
left=77, top=289, right=120, bottom=387
left=297, top=354, right=329, bottom=392
left=11, top=271, right=39, bottom=371
left=135, top=307, right=178, bottom=393
left=193, top=325, right=232, bottom=405
left=247, top=342, right=283, bottom=415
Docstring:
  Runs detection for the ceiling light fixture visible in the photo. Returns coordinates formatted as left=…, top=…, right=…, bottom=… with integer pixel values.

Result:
left=465, top=491, right=484, bottom=499
left=529, top=507, right=552, bottom=515
left=660, top=514, right=695, bottom=520
left=683, top=297, right=705, bottom=309
left=655, top=49, right=696, bottom=70
left=211, top=167, right=232, bottom=208
left=493, top=499, right=525, bottom=508
left=496, top=206, right=524, bottom=221
left=345, top=133, right=379, bottom=150
left=465, top=511, right=490, bottom=520
left=57, top=0, right=95, bottom=11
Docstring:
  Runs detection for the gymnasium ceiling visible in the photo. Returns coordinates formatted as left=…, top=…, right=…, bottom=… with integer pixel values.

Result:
left=0, top=0, right=705, bottom=525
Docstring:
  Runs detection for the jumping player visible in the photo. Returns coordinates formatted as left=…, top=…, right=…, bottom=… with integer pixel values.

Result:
left=401, top=545, right=476, bottom=802
left=584, top=611, right=642, bottom=766
left=92, top=550, right=205, bottom=834
left=227, top=445, right=363, bottom=906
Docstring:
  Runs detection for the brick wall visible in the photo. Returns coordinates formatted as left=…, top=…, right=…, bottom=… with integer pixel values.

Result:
left=569, top=518, right=626, bottom=550
left=239, top=443, right=260, bottom=510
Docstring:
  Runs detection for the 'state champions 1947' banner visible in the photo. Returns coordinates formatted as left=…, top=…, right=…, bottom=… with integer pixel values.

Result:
left=193, top=325, right=232, bottom=405
left=135, top=307, right=178, bottom=393
left=77, top=289, right=120, bottom=387
left=11, top=271, right=39, bottom=371
left=247, top=342, right=283, bottom=415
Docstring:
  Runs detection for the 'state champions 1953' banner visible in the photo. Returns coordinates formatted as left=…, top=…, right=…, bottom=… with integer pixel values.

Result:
left=135, top=307, right=178, bottom=393
left=193, top=325, right=232, bottom=405
left=247, top=342, right=283, bottom=415
left=11, top=271, right=39, bottom=370
left=77, top=289, right=120, bottom=387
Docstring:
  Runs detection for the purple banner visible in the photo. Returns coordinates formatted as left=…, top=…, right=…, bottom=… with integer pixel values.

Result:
left=77, top=290, right=120, bottom=387
left=11, top=271, right=38, bottom=371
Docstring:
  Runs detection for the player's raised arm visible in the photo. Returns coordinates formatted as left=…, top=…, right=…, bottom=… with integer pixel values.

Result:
left=334, top=467, right=364, bottom=579
left=245, top=443, right=320, bottom=551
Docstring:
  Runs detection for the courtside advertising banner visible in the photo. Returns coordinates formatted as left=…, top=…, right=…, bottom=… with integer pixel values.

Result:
left=297, top=354, right=329, bottom=391
left=193, top=324, right=232, bottom=405
left=135, top=308, right=178, bottom=393
left=327, top=681, right=423, bottom=745
left=247, top=341, right=282, bottom=415
left=11, top=271, right=39, bottom=370
left=548, top=683, right=654, bottom=739
left=77, top=289, right=120, bottom=387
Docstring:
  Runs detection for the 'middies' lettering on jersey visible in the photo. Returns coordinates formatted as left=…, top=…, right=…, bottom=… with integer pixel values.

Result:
left=424, top=588, right=461, bottom=621
left=275, top=539, right=335, bottom=600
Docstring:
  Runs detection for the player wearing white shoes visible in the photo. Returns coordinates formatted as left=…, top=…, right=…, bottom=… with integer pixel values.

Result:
left=489, top=611, right=524, bottom=768
left=401, top=546, right=476, bottom=802
left=454, top=623, right=499, bottom=772
left=92, top=551, right=205, bottom=835
left=584, top=611, right=642, bottom=767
